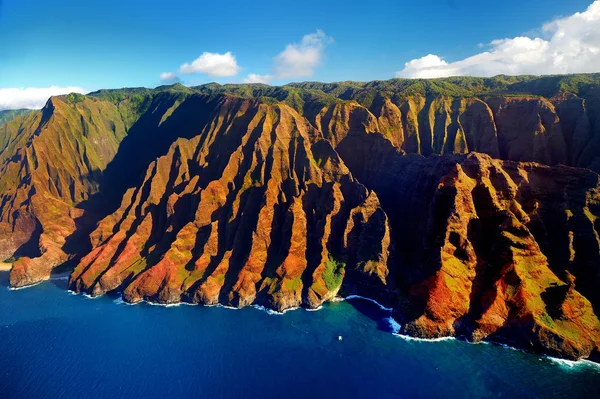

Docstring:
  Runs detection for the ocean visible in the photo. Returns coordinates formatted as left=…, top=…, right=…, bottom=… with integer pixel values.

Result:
left=1, top=271, right=598, bottom=398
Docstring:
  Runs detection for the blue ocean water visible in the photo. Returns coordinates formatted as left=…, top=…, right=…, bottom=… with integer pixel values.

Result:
left=0, top=271, right=599, bottom=399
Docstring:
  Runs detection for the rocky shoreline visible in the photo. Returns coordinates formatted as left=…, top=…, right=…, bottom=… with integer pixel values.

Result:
left=5, top=264, right=600, bottom=365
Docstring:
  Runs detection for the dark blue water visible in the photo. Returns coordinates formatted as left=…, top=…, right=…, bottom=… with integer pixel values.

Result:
left=1, top=271, right=599, bottom=399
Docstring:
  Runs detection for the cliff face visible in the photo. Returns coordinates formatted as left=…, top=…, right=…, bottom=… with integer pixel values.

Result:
left=337, top=131, right=600, bottom=360
left=0, top=96, right=133, bottom=286
left=2, top=74, right=600, bottom=361
left=69, top=98, right=390, bottom=311
left=359, top=93, right=600, bottom=170
left=2, top=89, right=222, bottom=287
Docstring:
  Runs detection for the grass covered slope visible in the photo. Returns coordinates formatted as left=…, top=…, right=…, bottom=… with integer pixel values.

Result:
left=0, top=95, right=139, bottom=286
left=0, top=109, right=36, bottom=127
left=195, top=74, right=600, bottom=172
left=1, top=74, right=600, bottom=361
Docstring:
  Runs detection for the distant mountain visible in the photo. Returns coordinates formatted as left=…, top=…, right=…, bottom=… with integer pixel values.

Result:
left=0, top=109, right=36, bottom=126
left=2, top=74, right=600, bottom=362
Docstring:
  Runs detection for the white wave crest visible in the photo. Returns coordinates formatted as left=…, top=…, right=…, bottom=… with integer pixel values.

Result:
left=385, top=317, right=402, bottom=334
left=306, top=305, right=323, bottom=312
left=252, top=304, right=300, bottom=315
left=344, top=295, right=393, bottom=311
left=8, top=281, right=43, bottom=291
left=393, top=333, right=456, bottom=343
left=49, top=276, right=69, bottom=281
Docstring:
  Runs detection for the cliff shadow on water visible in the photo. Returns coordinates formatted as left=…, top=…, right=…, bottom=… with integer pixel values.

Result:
left=0, top=271, right=9, bottom=288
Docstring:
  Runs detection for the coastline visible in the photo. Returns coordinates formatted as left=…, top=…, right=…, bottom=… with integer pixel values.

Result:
left=8, top=276, right=600, bottom=369
left=105, top=292, right=600, bottom=370
left=0, top=262, right=12, bottom=271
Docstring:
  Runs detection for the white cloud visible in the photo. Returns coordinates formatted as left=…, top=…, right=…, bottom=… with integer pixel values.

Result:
left=274, top=30, right=332, bottom=79
left=159, top=72, right=181, bottom=84
left=396, top=1, right=600, bottom=78
left=244, top=30, right=333, bottom=84
left=243, top=74, right=273, bottom=84
left=179, top=52, right=240, bottom=77
left=399, top=54, right=451, bottom=78
left=0, top=86, right=86, bottom=111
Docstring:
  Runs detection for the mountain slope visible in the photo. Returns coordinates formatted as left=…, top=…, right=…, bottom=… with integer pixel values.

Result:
left=69, top=98, right=390, bottom=312
left=197, top=75, right=600, bottom=172
left=0, top=95, right=137, bottom=285
left=0, top=109, right=36, bottom=127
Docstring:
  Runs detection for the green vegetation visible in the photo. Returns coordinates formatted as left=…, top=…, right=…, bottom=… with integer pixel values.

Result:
left=127, top=259, right=148, bottom=276
left=168, top=249, right=192, bottom=262
left=67, top=93, right=86, bottom=104
left=257, top=96, right=279, bottom=106
left=291, top=73, right=600, bottom=104
left=322, top=254, right=345, bottom=291
left=183, top=269, right=206, bottom=288
left=0, top=109, right=35, bottom=126
left=39, top=73, right=600, bottom=132
left=283, top=277, right=302, bottom=291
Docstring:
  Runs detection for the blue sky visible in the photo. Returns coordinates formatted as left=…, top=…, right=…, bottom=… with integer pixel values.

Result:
left=0, top=0, right=598, bottom=109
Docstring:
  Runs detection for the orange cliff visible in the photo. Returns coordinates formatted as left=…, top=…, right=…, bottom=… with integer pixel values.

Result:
left=69, top=99, right=390, bottom=312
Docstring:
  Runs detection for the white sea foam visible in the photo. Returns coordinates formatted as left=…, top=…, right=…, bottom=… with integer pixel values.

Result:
left=82, top=293, right=101, bottom=300
left=113, top=296, right=129, bottom=305
left=215, top=304, right=241, bottom=310
left=547, top=357, right=579, bottom=368
left=544, top=356, right=600, bottom=371
left=385, top=317, right=402, bottom=334
left=393, top=333, right=456, bottom=343
left=252, top=304, right=300, bottom=315
left=495, top=342, right=525, bottom=353
left=252, top=304, right=283, bottom=315
left=144, top=300, right=195, bottom=308
left=113, top=295, right=196, bottom=307
left=8, top=281, right=43, bottom=291
left=306, top=305, right=323, bottom=312
left=49, top=276, right=69, bottom=281
left=343, top=295, right=393, bottom=311
left=579, top=359, right=600, bottom=371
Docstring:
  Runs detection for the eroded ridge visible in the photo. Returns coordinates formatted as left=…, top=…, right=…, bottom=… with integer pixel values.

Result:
left=69, top=100, right=391, bottom=311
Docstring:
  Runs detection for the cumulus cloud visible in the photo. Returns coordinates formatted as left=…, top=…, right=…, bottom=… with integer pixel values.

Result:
left=244, top=30, right=333, bottom=84
left=0, top=86, right=86, bottom=111
left=179, top=52, right=240, bottom=77
left=243, top=74, right=273, bottom=84
left=396, top=1, right=600, bottom=78
left=159, top=72, right=181, bottom=84
left=274, top=30, right=332, bottom=79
